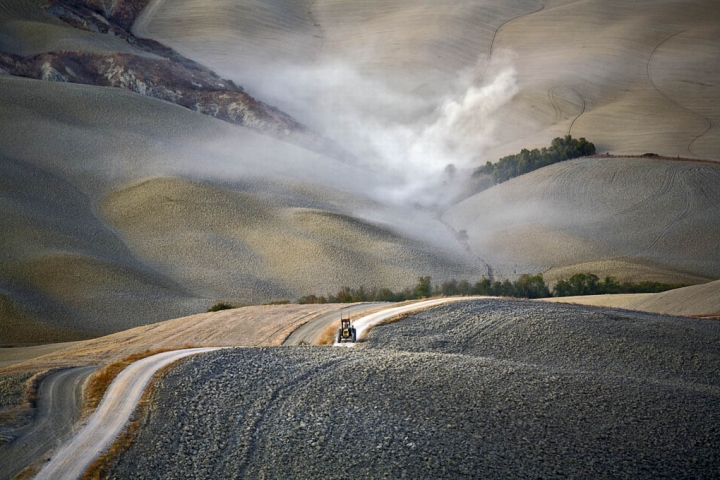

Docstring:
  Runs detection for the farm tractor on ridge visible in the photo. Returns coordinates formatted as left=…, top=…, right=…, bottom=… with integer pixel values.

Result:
left=337, top=313, right=357, bottom=343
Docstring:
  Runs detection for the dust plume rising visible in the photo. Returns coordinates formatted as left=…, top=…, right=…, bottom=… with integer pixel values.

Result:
left=240, top=51, right=519, bottom=206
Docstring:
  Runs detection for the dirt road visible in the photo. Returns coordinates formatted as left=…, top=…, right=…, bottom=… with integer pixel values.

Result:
left=283, top=303, right=388, bottom=345
left=0, top=366, right=97, bottom=480
left=336, top=297, right=482, bottom=345
left=34, top=348, right=219, bottom=480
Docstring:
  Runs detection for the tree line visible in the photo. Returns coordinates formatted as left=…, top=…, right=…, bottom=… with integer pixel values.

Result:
left=209, top=273, right=686, bottom=311
left=297, top=273, right=685, bottom=304
left=474, top=135, right=596, bottom=184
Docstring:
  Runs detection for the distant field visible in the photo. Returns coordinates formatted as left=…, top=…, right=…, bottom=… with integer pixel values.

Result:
left=543, top=279, right=720, bottom=317
left=444, top=157, right=720, bottom=284
left=137, top=0, right=720, bottom=160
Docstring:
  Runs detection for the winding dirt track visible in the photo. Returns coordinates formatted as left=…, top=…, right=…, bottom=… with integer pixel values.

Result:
left=283, top=302, right=388, bottom=346
left=26, top=300, right=482, bottom=478
left=0, top=366, right=97, bottom=480
left=34, top=348, right=220, bottom=480
left=335, top=297, right=483, bottom=346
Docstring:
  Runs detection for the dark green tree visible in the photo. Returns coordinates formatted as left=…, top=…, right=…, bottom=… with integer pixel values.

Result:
left=414, top=276, right=432, bottom=298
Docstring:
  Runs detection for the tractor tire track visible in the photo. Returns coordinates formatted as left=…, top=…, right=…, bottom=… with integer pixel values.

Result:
left=615, top=165, right=679, bottom=217
left=646, top=30, right=713, bottom=157
left=567, top=90, right=586, bottom=136
left=235, top=357, right=347, bottom=479
left=547, top=87, right=564, bottom=123
left=633, top=168, right=695, bottom=258
left=687, top=118, right=713, bottom=157
left=488, top=1, right=545, bottom=59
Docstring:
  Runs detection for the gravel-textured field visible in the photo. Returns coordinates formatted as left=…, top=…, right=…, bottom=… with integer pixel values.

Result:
left=0, top=372, right=33, bottom=409
left=0, top=371, right=36, bottom=445
left=110, top=300, right=720, bottom=479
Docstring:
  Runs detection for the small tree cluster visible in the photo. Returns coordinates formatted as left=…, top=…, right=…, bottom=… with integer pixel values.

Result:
left=298, top=275, right=551, bottom=303
left=553, top=274, right=686, bottom=296
left=297, top=272, right=685, bottom=304
left=208, top=301, right=236, bottom=312
left=475, top=135, right=595, bottom=183
left=465, top=274, right=550, bottom=298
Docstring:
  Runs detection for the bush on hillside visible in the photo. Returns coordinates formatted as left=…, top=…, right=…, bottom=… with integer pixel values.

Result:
left=474, top=135, right=595, bottom=183
left=208, top=302, right=236, bottom=312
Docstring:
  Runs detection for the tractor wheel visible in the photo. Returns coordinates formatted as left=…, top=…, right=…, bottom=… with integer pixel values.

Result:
left=351, top=328, right=357, bottom=343
left=337, top=329, right=342, bottom=343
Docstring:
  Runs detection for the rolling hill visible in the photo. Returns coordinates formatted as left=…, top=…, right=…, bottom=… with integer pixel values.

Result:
left=1, top=0, right=720, bottom=342
left=444, top=156, right=720, bottom=284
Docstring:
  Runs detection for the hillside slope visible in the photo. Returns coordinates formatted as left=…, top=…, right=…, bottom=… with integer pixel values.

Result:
left=443, top=157, right=720, bottom=284
left=543, top=280, right=720, bottom=317
left=98, top=177, right=479, bottom=302
left=108, top=301, right=720, bottom=478
left=0, top=76, right=479, bottom=343
left=136, top=0, right=720, bottom=161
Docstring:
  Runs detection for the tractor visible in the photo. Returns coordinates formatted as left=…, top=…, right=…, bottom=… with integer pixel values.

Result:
left=337, top=314, right=357, bottom=343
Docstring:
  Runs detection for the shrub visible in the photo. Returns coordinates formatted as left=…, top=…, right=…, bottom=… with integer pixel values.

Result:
left=208, top=302, right=235, bottom=312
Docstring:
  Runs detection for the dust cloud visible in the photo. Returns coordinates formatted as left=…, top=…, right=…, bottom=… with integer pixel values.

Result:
left=236, top=51, right=519, bottom=206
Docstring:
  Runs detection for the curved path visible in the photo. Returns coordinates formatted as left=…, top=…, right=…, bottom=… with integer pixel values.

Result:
left=646, top=30, right=713, bottom=157
left=34, top=348, right=220, bottom=480
left=335, top=297, right=484, bottom=346
left=0, top=366, right=97, bottom=480
left=283, top=302, right=388, bottom=346
left=488, top=1, right=545, bottom=59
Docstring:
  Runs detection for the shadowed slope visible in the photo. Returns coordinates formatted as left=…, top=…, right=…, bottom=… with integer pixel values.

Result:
left=99, top=177, right=480, bottom=302
left=0, top=155, right=202, bottom=342
left=444, top=157, right=720, bottom=283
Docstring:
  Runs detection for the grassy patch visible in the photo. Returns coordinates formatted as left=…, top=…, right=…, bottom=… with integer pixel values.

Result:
left=208, top=302, right=236, bottom=312
left=318, top=324, right=340, bottom=346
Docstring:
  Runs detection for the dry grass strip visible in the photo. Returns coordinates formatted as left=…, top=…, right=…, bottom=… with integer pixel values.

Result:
left=81, top=345, right=195, bottom=419
left=80, top=360, right=176, bottom=480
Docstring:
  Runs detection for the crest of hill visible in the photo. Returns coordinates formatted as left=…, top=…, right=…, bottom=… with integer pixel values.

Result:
left=443, top=156, right=720, bottom=285
left=543, top=279, right=720, bottom=317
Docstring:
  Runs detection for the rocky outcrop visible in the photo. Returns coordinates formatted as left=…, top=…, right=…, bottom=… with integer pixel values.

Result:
left=0, top=50, right=302, bottom=137
left=52, top=0, right=151, bottom=32
left=0, top=0, right=349, bottom=158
